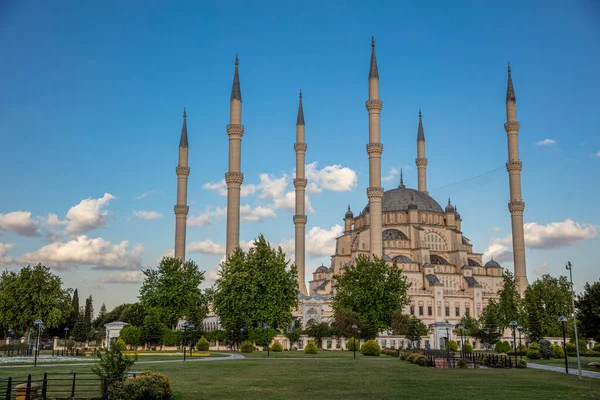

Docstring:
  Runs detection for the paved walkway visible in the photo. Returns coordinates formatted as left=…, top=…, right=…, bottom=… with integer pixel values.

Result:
left=527, top=363, right=600, bottom=379
left=0, top=353, right=245, bottom=369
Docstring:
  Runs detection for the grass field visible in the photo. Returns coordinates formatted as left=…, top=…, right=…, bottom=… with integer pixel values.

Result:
left=528, top=356, right=600, bottom=372
left=1, top=351, right=599, bottom=399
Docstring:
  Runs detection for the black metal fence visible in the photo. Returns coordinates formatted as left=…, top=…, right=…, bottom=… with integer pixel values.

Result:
left=422, top=350, right=515, bottom=369
left=0, top=372, right=138, bottom=400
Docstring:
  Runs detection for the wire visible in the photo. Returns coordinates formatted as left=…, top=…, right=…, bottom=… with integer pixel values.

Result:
left=429, top=164, right=505, bottom=191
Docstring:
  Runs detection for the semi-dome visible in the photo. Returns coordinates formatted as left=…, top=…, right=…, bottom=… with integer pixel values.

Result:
left=363, top=187, right=444, bottom=214
left=315, top=264, right=328, bottom=273
left=345, top=205, right=354, bottom=219
left=485, top=259, right=502, bottom=268
left=445, top=198, right=455, bottom=213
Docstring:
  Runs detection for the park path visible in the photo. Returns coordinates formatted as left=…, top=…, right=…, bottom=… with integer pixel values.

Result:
left=0, top=353, right=245, bottom=369
left=527, top=363, right=600, bottom=379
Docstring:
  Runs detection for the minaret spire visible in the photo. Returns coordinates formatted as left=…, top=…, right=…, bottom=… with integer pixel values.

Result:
left=504, top=63, right=528, bottom=294
left=225, top=55, right=244, bottom=258
left=398, top=168, right=405, bottom=188
left=174, top=108, right=190, bottom=261
left=294, top=90, right=308, bottom=295
left=416, top=109, right=428, bottom=194
left=366, top=37, right=384, bottom=259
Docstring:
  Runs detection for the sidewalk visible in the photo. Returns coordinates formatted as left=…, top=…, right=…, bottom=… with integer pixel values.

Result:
left=527, top=363, right=600, bottom=379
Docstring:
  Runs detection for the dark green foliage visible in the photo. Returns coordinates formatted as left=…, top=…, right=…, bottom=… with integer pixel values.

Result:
left=72, top=310, right=89, bottom=342
left=593, top=343, right=600, bottom=352
left=552, top=343, right=564, bottom=358
left=462, top=343, right=474, bottom=353
left=120, top=326, right=143, bottom=349
left=502, top=341, right=512, bottom=353
left=538, top=339, right=553, bottom=359
left=95, top=303, right=107, bottom=328
left=248, top=327, right=278, bottom=348
left=139, top=257, right=208, bottom=330
left=346, top=337, right=358, bottom=351
left=331, top=308, right=359, bottom=338
left=92, top=338, right=137, bottom=381
left=478, top=301, right=503, bottom=345
left=204, top=330, right=226, bottom=342
left=284, top=328, right=303, bottom=346
left=447, top=340, right=458, bottom=352
left=0, top=264, right=73, bottom=335
left=120, top=303, right=146, bottom=327
left=458, top=315, right=481, bottom=338
left=381, top=348, right=399, bottom=357
left=390, top=312, right=410, bottom=336
left=108, top=371, right=172, bottom=400
left=272, top=341, right=284, bottom=352
left=240, top=341, right=254, bottom=353
left=495, top=271, right=525, bottom=330
left=214, top=236, right=299, bottom=334
left=527, top=343, right=540, bottom=359
left=304, top=341, right=318, bottom=354
left=457, top=358, right=469, bottom=369
left=576, top=280, right=600, bottom=341
left=304, top=322, right=331, bottom=347
left=413, top=355, right=427, bottom=366
left=524, top=274, right=573, bottom=338
left=405, top=316, right=427, bottom=345
left=159, top=328, right=181, bottom=347
left=142, top=310, right=164, bottom=345
left=515, top=359, right=528, bottom=368
left=332, top=254, right=410, bottom=337
left=84, top=295, right=94, bottom=326
left=70, top=289, right=80, bottom=328
left=360, top=339, right=381, bottom=356
left=196, top=337, right=210, bottom=351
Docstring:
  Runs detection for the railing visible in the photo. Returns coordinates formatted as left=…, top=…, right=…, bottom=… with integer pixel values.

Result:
left=0, top=372, right=139, bottom=400
left=421, top=350, right=514, bottom=369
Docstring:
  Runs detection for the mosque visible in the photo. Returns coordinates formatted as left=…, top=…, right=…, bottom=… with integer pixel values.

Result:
left=174, top=38, right=529, bottom=349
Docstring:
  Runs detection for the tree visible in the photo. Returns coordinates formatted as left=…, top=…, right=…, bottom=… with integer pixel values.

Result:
left=304, top=322, right=331, bottom=348
left=524, top=274, right=573, bottom=337
left=139, top=257, right=208, bottom=330
left=94, top=303, right=107, bottom=329
left=142, top=310, right=164, bottom=346
left=391, top=312, right=410, bottom=336
left=214, top=235, right=299, bottom=333
left=120, top=326, right=143, bottom=349
left=478, top=300, right=503, bottom=345
left=331, top=308, right=359, bottom=338
left=84, top=295, right=94, bottom=327
left=457, top=315, right=481, bottom=338
left=119, top=303, right=146, bottom=327
left=70, top=289, right=80, bottom=328
left=0, top=264, right=73, bottom=340
left=575, top=280, right=600, bottom=341
left=72, top=310, right=89, bottom=343
left=405, top=316, right=427, bottom=348
left=332, top=254, right=410, bottom=337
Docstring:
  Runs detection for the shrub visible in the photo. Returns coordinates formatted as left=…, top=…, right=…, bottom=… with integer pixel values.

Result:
left=108, top=371, right=172, bottom=400
left=92, top=339, right=137, bottom=381
left=462, top=343, right=473, bottom=353
left=457, top=358, right=469, bottom=369
left=515, top=359, right=528, bottom=368
left=413, top=355, right=427, bottom=366
left=526, top=349, right=540, bottom=359
left=502, top=341, right=512, bottom=353
left=360, top=340, right=381, bottom=356
left=346, top=337, right=358, bottom=351
left=494, top=341, right=504, bottom=353
left=304, top=341, right=318, bottom=354
left=381, top=349, right=399, bottom=357
left=552, top=344, right=564, bottom=358
left=196, top=337, right=210, bottom=352
left=239, top=341, right=254, bottom=353
left=406, top=353, right=422, bottom=363
left=593, top=343, right=600, bottom=352
left=447, top=340, right=458, bottom=352
left=272, top=341, right=284, bottom=352
left=538, top=339, right=553, bottom=359
left=565, top=342, right=577, bottom=356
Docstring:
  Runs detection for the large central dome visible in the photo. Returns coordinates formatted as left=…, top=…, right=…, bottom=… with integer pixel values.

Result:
left=363, top=187, right=444, bottom=214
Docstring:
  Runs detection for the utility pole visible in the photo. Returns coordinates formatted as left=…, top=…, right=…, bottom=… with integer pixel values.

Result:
left=566, top=261, right=582, bottom=381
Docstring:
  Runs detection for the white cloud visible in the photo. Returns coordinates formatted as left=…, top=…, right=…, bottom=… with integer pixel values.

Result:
left=305, top=162, right=357, bottom=191
left=18, top=235, right=144, bottom=271
left=189, top=204, right=275, bottom=226
left=306, top=225, right=343, bottom=257
left=535, top=138, right=556, bottom=147
left=49, top=193, right=116, bottom=234
left=272, top=190, right=314, bottom=213
left=595, top=150, right=600, bottom=158
left=187, top=213, right=213, bottom=226
left=492, top=227, right=503, bottom=232
left=0, top=211, right=40, bottom=237
left=202, top=179, right=257, bottom=197
left=154, top=249, right=174, bottom=264
left=382, top=167, right=399, bottom=182
left=188, top=239, right=226, bottom=255
left=132, top=210, right=164, bottom=220
left=534, top=261, right=548, bottom=275
left=98, top=271, right=145, bottom=284
left=484, top=219, right=598, bottom=263
left=133, top=189, right=160, bottom=200
left=240, top=205, right=276, bottom=222
left=0, top=242, right=18, bottom=266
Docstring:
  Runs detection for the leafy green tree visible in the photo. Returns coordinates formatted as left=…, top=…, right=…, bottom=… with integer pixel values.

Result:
left=84, top=295, right=94, bottom=327
left=390, top=312, right=411, bottom=336
left=214, top=235, right=299, bottom=333
left=92, top=338, right=137, bottom=381
left=142, top=310, right=164, bottom=346
left=332, top=254, right=410, bottom=338
left=72, top=310, right=89, bottom=343
left=139, top=257, right=208, bottom=330
left=119, top=303, right=146, bottom=327
left=405, top=316, right=426, bottom=347
left=95, top=303, right=107, bottom=328
left=304, top=322, right=331, bottom=348
left=495, top=270, right=525, bottom=329
left=285, top=328, right=303, bottom=346
left=119, top=326, right=143, bottom=349
left=575, top=280, right=600, bottom=341
left=0, top=264, right=72, bottom=340
left=524, top=274, right=573, bottom=337
left=479, top=300, right=503, bottom=345
left=248, top=327, right=278, bottom=348
left=331, top=308, right=359, bottom=338
left=457, top=315, right=481, bottom=338
left=70, top=289, right=80, bottom=329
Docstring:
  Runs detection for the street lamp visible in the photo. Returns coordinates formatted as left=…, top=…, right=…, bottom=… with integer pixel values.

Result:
left=357, top=329, right=361, bottom=349
left=188, top=324, right=195, bottom=357
left=509, top=321, right=517, bottom=365
left=34, top=319, right=43, bottom=367
left=516, top=326, right=523, bottom=360
left=351, top=324, right=357, bottom=359
left=457, top=325, right=465, bottom=356
left=8, top=328, right=14, bottom=356
left=240, top=327, right=245, bottom=343
left=566, top=261, right=583, bottom=381
left=558, top=316, right=569, bottom=374
left=445, top=327, right=450, bottom=352
left=182, top=321, right=189, bottom=361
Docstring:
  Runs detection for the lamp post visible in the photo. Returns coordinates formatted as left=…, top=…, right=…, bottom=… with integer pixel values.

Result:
left=558, top=316, right=569, bottom=374
left=357, top=329, right=361, bottom=350
left=457, top=325, right=465, bottom=356
left=351, top=324, right=357, bottom=359
left=34, top=319, right=43, bottom=367
left=516, top=326, right=523, bottom=360
left=8, top=328, right=14, bottom=356
left=182, top=321, right=189, bottom=361
left=445, top=327, right=450, bottom=352
left=240, top=328, right=245, bottom=344
left=509, top=321, right=517, bottom=365
left=566, top=261, right=583, bottom=381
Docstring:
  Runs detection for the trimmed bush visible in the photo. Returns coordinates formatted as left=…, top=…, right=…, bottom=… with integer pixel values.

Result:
left=462, top=343, right=474, bottom=353
left=196, top=337, right=210, bottom=351
left=515, top=359, right=528, bottom=368
left=360, top=340, right=381, bottom=356
left=494, top=341, right=504, bottom=353
left=272, top=341, right=283, bottom=352
left=304, top=341, right=318, bottom=354
left=239, top=341, right=254, bottom=353
left=447, top=340, right=458, bottom=352
left=346, top=337, right=358, bottom=351
left=539, top=339, right=553, bottom=359
left=593, top=343, right=600, bottom=352
left=526, top=349, right=540, bottom=359
left=502, top=341, right=512, bottom=353
left=115, top=338, right=127, bottom=352
left=565, top=342, right=577, bottom=356
left=407, top=353, right=422, bottom=363
left=108, top=371, right=172, bottom=400
left=382, top=348, right=399, bottom=357
left=552, top=343, right=565, bottom=358
left=413, top=355, right=427, bottom=366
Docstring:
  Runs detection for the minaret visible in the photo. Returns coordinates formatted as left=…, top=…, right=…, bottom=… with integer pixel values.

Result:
left=174, top=108, right=190, bottom=261
left=366, top=37, right=384, bottom=258
left=504, top=63, right=528, bottom=294
left=225, top=55, right=244, bottom=258
left=416, top=110, right=428, bottom=194
left=293, top=90, right=308, bottom=295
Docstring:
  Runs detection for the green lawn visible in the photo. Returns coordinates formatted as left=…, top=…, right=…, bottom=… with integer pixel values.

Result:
left=528, top=356, right=600, bottom=372
left=1, top=352, right=599, bottom=399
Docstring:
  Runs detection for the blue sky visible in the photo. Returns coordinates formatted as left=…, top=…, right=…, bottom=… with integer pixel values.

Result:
left=1, top=0, right=599, bottom=310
